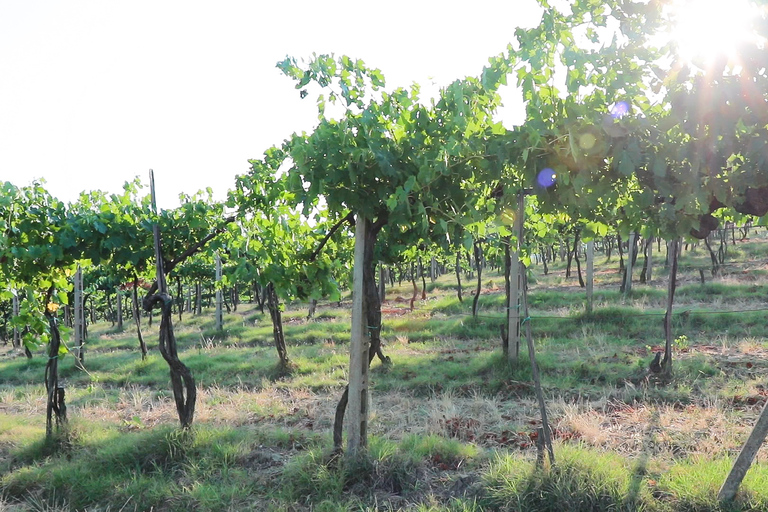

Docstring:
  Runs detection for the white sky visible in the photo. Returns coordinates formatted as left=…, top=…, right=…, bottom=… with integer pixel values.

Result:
left=0, top=1, right=540, bottom=209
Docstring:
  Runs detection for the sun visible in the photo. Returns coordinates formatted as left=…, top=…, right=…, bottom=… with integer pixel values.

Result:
left=670, top=0, right=761, bottom=66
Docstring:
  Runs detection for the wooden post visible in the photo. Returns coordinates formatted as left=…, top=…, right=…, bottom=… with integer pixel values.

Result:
left=586, top=240, right=594, bottom=313
left=215, top=253, right=223, bottom=332
left=719, top=400, right=768, bottom=502
left=149, top=170, right=167, bottom=295
left=430, top=256, right=437, bottom=282
left=347, top=214, right=369, bottom=457
left=12, top=293, right=20, bottom=348
left=508, top=191, right=524, bottom=361
left=116, top=288, right=123, bottom=330
left=623, top=232, right=636, bottom=295
left=662, top=238, right=679, bottom=376
left=647, top=236, right=654, bottom=283
left=378, top=264, right=385, bottom=302
left=149, top=169, right=196, bottom=428
left=74, top=265, right=84, bottom=367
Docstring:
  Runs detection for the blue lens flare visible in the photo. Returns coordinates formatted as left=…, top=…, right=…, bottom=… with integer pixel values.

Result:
left=537, top=168, right=557, bottom=188
left=610, top=101, right=629, bottom=119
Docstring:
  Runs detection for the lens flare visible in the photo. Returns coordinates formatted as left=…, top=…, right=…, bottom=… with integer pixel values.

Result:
left=537, top=168, right=557, bottom=188
left=579, top=132, right=597, bottom=150
left=610, top=101, right=629, bottom=119
left=499, top=208, right=517, bottom=226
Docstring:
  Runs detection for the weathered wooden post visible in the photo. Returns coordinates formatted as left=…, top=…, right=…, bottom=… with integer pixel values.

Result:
left=719, top=401, right=768, bottom=502
left=647, top=236, right=653, bottom=282
left=507, top=191, right=524, bottom=361
left=12, top=293, right=20, bottom=348
left=195, top=281, right=202, bottom=315
left=623, top=232, right=636, bottom=295
left=215, top=253, right=223, bottom=332
left=74, top=265, right=85, bottom=367
left=378, top=264, right=386, bottom=302
left=586, top=240, right=594, bottom=313
left=347, top=214, right=369, bottom=457
left=522, top=264, right=555, bottom=465
left=116, top=288, right=123, bottom=330
left=662, top=238, right=680, bottom=376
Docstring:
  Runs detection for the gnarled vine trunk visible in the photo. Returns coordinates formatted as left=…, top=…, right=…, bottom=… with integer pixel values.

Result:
left=266, top=282, right=289, bottom=368
left=455, top=251, right=463, bottom=302
left=132, top=276, right=148, bottom=360
left=144, top=293, right=196, bottom=428
left=44, top=312, right=67, bottom=438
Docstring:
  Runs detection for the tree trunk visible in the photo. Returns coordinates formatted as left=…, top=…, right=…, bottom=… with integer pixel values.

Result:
left=617, top=233, right=625, bottom=271
left=565, top=236, right=574, bottom=278
left=521, top=267, right=555, bottom=465
left=640, top=237, right=651, bottom=283
left=254, top=282, right=265, bottom=314
left=307, top=298, right=318, bottom=319
left=573, top=230, right=584, bottom=288
left=466, top=250, right=473, bottom=280
left=223, top=290, right=232, bottom=314
left=145, top=293, right=196, bottom=428
left=430, top=256, right=437, bottom=282
left=146, top=169, right=195, bottom=429
left=704, top=236, right=720, bottom=276
left=44, top=312, right=67, bottom=438
left=266, top=282, right=289, bottom=368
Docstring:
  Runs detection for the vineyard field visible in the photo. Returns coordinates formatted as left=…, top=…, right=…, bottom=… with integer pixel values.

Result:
left=2, top=234, right=768, bottom=511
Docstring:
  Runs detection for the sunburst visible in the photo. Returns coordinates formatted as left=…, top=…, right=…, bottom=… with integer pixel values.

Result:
left=670, top=0, right=761, bottom=67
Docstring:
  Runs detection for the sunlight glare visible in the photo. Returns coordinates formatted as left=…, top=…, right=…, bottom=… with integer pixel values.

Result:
left=672, top=0, right=758, bottom=65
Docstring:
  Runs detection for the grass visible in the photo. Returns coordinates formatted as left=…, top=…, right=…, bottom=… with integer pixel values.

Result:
left=1, top=233, right=768, bottom=510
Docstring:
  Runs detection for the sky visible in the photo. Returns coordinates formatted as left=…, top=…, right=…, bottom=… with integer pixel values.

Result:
left=0, top=1, right=541, bottom=209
